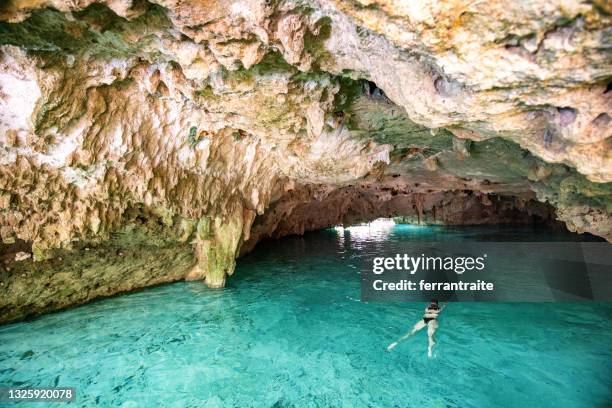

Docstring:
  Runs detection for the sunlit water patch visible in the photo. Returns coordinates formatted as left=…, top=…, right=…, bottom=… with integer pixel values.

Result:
left=0, top=225, right=610, bottom=407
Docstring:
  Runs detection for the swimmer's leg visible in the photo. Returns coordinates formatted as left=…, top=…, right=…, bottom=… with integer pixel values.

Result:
left=427, top=320, right=439, bottom=358
left=387, top=320, right=426, bottom=351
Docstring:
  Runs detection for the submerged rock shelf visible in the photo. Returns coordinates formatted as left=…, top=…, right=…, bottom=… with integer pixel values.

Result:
left=0, top=0, right=610, bottom=320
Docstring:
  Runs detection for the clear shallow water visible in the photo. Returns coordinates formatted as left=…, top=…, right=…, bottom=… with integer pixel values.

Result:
left=0, top=225, right=611, bottom=407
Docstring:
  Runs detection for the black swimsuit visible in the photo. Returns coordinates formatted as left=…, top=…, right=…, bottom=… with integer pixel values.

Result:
left=423, top=305, right=440, bottom=324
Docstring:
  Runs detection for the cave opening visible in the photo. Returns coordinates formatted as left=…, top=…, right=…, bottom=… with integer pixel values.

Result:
left=240, top=186, right=570, bottom=257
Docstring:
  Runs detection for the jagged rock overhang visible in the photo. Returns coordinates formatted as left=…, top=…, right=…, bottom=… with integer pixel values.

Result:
left=0, top=0, right=611, bottom=321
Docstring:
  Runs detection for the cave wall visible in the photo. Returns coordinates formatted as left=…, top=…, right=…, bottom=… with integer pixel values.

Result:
left=0, top=0, right=610, bottom=320
left=0, top=217, right=195, bottom=323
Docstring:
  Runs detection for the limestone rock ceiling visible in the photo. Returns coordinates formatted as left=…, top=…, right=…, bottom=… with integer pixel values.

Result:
left=0, top=0, right=610, bottom=298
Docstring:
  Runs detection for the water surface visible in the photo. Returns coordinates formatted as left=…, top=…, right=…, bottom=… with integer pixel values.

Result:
left=0, top=225, right=610, bottom=407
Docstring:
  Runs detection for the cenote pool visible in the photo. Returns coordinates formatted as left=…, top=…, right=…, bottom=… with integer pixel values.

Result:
left=0, top=225, right=611, bottom=407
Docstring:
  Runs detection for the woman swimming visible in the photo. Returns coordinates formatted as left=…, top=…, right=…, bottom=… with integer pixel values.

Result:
left=387, top=299, right=445, bottom=357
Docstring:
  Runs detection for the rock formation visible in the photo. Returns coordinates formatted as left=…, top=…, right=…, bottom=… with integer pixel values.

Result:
left=0, top=0, right=610, bottom=322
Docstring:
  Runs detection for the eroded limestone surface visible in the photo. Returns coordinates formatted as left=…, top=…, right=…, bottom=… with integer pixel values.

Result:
left=0, top=0, right=610, bottom=321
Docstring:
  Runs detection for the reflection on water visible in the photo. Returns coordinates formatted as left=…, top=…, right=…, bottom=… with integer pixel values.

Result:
left=0, top=225, right=609, bottom=407
left=335, top=218, right=397, bottom=244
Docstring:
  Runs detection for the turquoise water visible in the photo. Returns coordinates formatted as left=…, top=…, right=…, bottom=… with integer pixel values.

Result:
left=0, top=225, right=611, bottom=407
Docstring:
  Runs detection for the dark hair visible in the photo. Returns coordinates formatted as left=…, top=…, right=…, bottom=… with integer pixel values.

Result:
left=430, top=299, right=438, bottom=305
